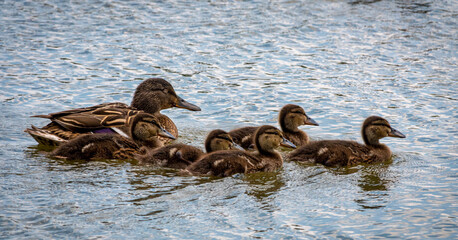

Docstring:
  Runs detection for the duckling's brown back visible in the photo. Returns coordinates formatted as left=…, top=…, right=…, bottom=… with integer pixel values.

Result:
left=283, top=131, right=309, bottom=147
left=50, top=134, right=139, bottom=160
left=229, top=126, right=258, bottom=150
left=287, top=140, right=381, bottom=167
left=137, top=143, right=204, bottom=169
left=186, top=150, right=261, bottom=177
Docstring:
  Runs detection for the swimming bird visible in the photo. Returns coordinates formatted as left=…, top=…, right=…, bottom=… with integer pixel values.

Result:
left=49, top=112, right=175, bottom=161
left=229, top=104, right=318, bottom=149
left=25, top=78, right=200, bottom=146
left=137, top=129, right=240, bottom=169
left=184, top=125, right=296, bottom=177
left=287, top=116, right=406, bottom=167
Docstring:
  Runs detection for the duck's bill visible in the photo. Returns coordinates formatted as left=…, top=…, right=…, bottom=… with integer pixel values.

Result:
left=281, top=138, right=296, bottom=148
left=388, top=127, right=406, bottom=138
left=175, top=96, right=201, bottom=111
left=304, top=117, right=319, bottom=126
left=158, top=128, right=177, bottom=140
left=232, top=142, right=244, bottom=150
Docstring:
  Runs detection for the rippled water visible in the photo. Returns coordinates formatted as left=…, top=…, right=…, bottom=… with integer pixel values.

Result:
left=1, top=0, right=457, bottom=239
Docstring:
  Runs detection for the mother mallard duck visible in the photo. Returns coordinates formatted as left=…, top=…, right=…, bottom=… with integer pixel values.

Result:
left=25, top=78, right=200, bottom=146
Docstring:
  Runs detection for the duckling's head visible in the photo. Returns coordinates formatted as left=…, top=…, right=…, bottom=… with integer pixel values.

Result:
left=279, top=104, right=318, bottom=132
left=130, top=112, right=176, bottom=142
left=254, top=125, right=296, bottom=154
left=131, top=78, right=201, bottom=114
left=205, top=129, right=240, bottom=153
left=362, top=116, right=405, bottom=146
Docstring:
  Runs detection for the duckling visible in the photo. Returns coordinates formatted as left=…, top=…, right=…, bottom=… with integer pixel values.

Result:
left=25, top=78, right=200, bottom=146
left=287, top=116, right=406, bottom=167
left=49, top=112, right=176, bottom=161
left=184, top=125, right=296, bottom=177
left=229, top=104, right=318, bottom=149
left=137, top=129, right=239, bottom=169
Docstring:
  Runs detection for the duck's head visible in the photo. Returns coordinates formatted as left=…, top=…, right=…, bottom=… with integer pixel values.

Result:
left=205, top=129, right=242, bottom=153
left=131, top=78, right=201, bottom=114
left=130, top=112, right=176, bottom=142
left=279, top=104, right=318, bottom=132
left=362, top=116, right=405, bottom=146
left=254, top=125, right=296, bottom=154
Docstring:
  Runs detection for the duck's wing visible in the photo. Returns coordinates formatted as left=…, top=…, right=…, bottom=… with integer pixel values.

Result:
left=154, top=113, right=178, bottom=144
left=228, top=127, right=258, bottom=150
left=186, top=150, right=261, bottom=177
left=288, top=140, right=372, bottom=167
left=44, top=105, right=139, bottom=132
left=26, top=104, right=140, bottom=146
left=24, top=125, right=68, bottom=146
left=32, top=102, right=130, bottom=119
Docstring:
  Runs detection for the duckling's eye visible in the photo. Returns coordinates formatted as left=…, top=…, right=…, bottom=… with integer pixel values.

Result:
left=146, top=121, right=160, bottom=128
left=372, top=122, right=391, bottom=128
left=218, top=136, right=232, bottom=142
left=142, top=118, right=158, bottom=125
left=267, top=131, right=281, bottom=137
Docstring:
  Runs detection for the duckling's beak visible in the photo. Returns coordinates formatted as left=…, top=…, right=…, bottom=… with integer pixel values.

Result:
left=158, top=127, right=176, bottom=140
left=304, top=116, right=319, bottom=126
left=232, top=142, right=244, bottom=150
left=388, top=127, right=406, bottom=138
left=175, top=96, right=201, bottom=111
left=280, top=137, right=296, bottom=149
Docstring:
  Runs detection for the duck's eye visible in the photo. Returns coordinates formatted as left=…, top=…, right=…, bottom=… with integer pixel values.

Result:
left=267, top=131, right=281, bottom=137
left=293, top=111, right=305, bottom=116
left=218, top=136, right=232, bottom=142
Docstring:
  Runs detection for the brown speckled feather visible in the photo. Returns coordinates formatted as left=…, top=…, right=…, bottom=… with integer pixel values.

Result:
left=287, top=116, right=405, bottom=167
left=137, top=144, right=204, bottom=169
left=155, top=113, right=178, bottom=143
left=283, top=131, right=309, bottom=147
left=185, top=126, right=293, bottom=177
left=287, top=140, right=390, bottom=167
left=184, top=150, right=261, bottom=177
left=26, top=78, right=200, bottom=146
left=48, top=112, right=172, bottom=161
left=49, top=134, right=141, bottom=160
left=228, top=126, right=258, bottom=149
left=26, top=106, right=148, bottom=146
left=228, top=104, right=317, bottom=149
left=137, top=129, right=237, bottom=169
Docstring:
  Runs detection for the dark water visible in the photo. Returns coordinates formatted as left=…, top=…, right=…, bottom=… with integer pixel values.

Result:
left=1, top=0, right=457, bottom=239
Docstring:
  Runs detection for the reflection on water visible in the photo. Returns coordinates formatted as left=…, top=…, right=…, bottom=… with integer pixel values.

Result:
left=355, top=164, right=393, bottom=209
left=1, top=0, right=457, bottom=239
left=243, top=171, right=286, bottom=214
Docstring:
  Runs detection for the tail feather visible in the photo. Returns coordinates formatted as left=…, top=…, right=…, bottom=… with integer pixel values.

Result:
left=25, top=125, right=66, bottom=146
left=31, top=114, right=52, bottom=118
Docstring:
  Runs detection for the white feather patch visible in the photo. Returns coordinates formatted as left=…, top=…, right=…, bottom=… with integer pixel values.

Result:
left=82, top=143, right=95, bottom=153
left=169, top=148, right=178, bottom=157
left=112, top=127, right=130, bottom=138
left=213, top=159, right=225, bottom=167
left=318, top=148, right=328, bottom=156
left=242, top=135, right=252, bottom=142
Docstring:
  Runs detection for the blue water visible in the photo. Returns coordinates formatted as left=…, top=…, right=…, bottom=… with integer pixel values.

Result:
left=1, top=0, right=457, bottom=239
